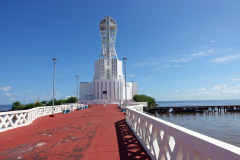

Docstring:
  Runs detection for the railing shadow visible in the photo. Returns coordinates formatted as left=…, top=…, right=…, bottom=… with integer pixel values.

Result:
left=115, top=119, right=151, bottom=160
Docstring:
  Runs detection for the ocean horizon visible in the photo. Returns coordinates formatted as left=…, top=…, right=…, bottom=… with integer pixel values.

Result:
left=1, top=99, right=240, bottom=111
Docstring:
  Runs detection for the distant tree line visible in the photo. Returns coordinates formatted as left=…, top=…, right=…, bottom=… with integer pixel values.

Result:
left=133, top=94, right=156, bottom=108
left=45, top=97, right=77, bottom=106
left=12, top=97, right=78, bottom=110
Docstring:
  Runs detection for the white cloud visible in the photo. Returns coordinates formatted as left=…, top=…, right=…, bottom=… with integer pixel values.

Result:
left=213, top=85, right=227, bottom=90
left=230, top=78, right=240, bottom=81
left=153, top=66, right=162, bottom=72
left=128, top=74, right=135, bottom=77
left=135, top=61, right=160, bottom=67
left=26, top=90, right=32, bottom=93
left=209, top=40, right=216, bottom=43
left=171, top=50, right=212, bottom=63
left=208, top=49, right=214, bottom=53
left=163, top=64, right=170, bottom=69
left=144, top=76, right=153, bottom=81
left=175, top=90, right=180, bottom=92
left=184, top=84, right=240, bottom=99
left=213, top=84, right=240, bottom=94
left=53, top=91, right=60, bottom=98
left=195, top=92, right=213, bottom=96
left=171, top=58, right=189, bottom=63
left=5, top=93, right=12, bottom=96
left=136, top=57, right=180, bottom=72
left=150, top=64, right=177, bottom=72
left=152, top=64, right=175, bottom=72
left=198, top=88, right=207, bottom=91
left=212, top=54, right=240, bottom=63
left=191, top=52, right=203, bottom=57
left=0, top=86, right=12, bottom=91
left=186, top=88, right=206, bottom=92
left=13, top=93, right=21, bottom=95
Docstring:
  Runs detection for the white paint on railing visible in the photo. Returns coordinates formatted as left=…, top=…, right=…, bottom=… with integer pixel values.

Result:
left=0, top=104, right=83, bottom=132
left=126, top=104, right=240, bottom=160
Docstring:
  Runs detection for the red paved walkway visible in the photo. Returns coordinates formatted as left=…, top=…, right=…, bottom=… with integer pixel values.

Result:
left=0, top=105, right=150, bottom=160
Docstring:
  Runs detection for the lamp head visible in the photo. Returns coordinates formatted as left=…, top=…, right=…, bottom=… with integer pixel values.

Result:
left=123, top=58, right=127, bottom=62
left=53, top=58, right=57, bottom=63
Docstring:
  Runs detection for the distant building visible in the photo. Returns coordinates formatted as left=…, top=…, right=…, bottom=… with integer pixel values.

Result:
left=79, top=16, right=138, bottom=104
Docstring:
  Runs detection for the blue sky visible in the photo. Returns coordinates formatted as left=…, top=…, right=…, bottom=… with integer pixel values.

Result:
left=1, top=0, right=240, bottom=104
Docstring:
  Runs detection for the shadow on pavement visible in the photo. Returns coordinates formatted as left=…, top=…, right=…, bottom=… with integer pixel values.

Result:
left=115, top=119, right=151, bottom=160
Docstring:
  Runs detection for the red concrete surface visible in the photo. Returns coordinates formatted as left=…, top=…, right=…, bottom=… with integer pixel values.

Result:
left=0, top=105, right=150, bottom=160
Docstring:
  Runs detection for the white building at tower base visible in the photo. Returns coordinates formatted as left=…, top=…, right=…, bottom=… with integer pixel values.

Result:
left=80, top=80, right=138, bottom=105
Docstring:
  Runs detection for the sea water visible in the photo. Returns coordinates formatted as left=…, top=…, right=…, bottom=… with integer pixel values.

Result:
left=154, top=100, right=240, bottom=147
left=0, top=105, right=12, bottom=111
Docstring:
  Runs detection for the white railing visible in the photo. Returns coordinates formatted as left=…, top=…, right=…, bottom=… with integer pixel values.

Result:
left=126, top=104, right=240, bottom=160
left=127, top=102, right=148, bottom=107
left=0, top=104, right=84, bottom=132
left=119, top=102, right=147, bottom=112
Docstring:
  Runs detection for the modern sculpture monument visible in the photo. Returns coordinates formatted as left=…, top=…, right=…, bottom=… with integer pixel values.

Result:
left=79, top=16, right=138, bottom=105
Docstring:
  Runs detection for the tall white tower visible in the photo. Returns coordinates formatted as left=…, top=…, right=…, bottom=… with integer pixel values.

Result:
left=79, top=16, right=138, bottom=104
left=100, top=16, right=117, bottom=60
left=94, top=16, right=121, bottom=80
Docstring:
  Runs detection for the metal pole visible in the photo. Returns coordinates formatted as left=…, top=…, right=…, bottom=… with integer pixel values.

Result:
left=77, top=78, right=78, bottom=99
left=53, top=62, right=55, bottom=114
left=104, top=94, right=106, bottom=106
left=76, top=76, right=79, bottom=102
left=123, top=58, right=127, bottom=107
left=51, top=58, right=57, bottom=117
left=119, top=75, right=122, bottom=106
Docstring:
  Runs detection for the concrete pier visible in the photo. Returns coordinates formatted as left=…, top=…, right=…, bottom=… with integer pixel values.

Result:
left=148, top=105, right=240, bottom=114
left=0, top=105, right=150, bottom=159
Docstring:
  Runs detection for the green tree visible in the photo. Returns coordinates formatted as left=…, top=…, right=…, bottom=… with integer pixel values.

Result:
left=133, top=94, right=156, bottom=108
left=46, top=99, right=67, bottom=106
left=34, top=102, right=43, bottom=107
left=56, top=99, right=67, bottom=105
left=40, top=97, right=77, bottom=106
left=12, top=101, right=21, bottom=110
left=25, top=103, right=35, bottom=109
left=15, top=105, right=26, bottom=110
left=46, top=99, right=55, bottom=106
left=66, top=96, right=77, bottom=103
left=12, top=101, right=20, bottom=107
left=12, top=101, right=44, bottom=110
left=41, top=101, right=47, bottom=104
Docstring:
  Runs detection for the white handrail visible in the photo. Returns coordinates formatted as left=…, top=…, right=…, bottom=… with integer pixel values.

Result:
left=126, top=104, right=240, bottom=160
left=0, top=104, right=79, bottom=132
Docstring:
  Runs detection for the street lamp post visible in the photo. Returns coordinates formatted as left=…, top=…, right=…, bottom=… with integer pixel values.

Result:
left=123, top=58, right=127, bottom=107
left=50, top=58, right=57, bottom=117
left=76, top=76, right=79, bottom=102
left=119, top=75, right=122, bottom=106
